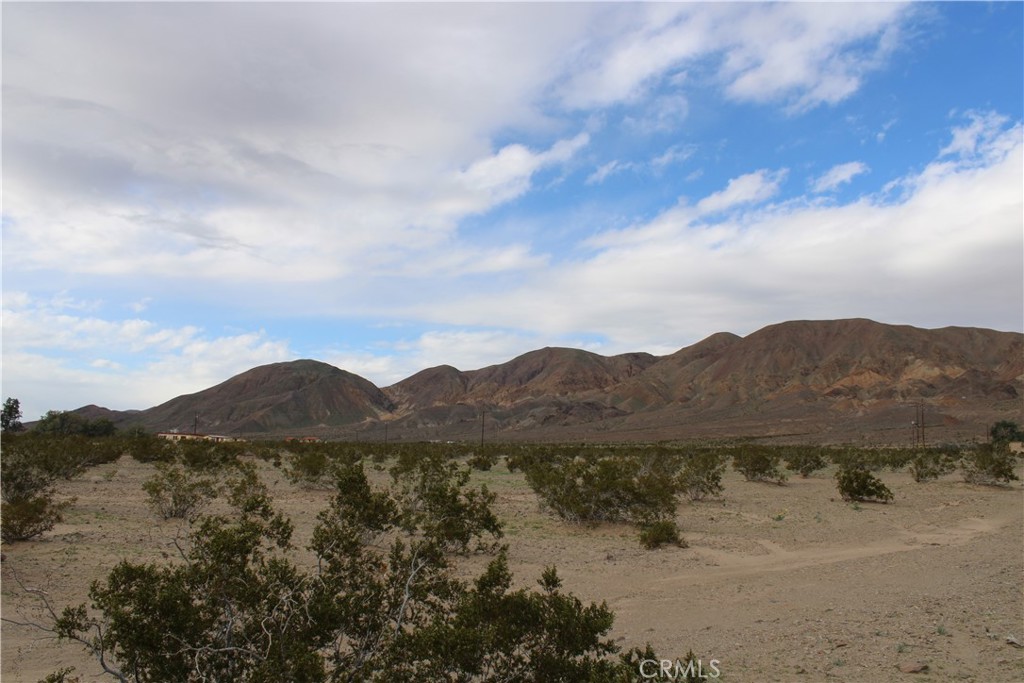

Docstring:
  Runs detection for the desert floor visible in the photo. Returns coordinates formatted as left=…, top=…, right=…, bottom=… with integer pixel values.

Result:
left=2, top=454, right=1022, bottom=682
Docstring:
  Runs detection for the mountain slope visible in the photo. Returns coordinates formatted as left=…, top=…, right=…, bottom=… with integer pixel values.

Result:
left=66, top=320, right=1022, bottom=442
left=137, top=359, right=394, bottom=434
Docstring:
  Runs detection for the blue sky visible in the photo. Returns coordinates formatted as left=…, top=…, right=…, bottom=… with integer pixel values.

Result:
left=3, top=2, right=1022, bottom=420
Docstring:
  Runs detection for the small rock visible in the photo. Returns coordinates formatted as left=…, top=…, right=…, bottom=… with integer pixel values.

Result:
left=795, top=666, right=807, bottom=675
left=898, top=662, right=929, bottom=674
left=1006, top=635, right=1023, bottom=648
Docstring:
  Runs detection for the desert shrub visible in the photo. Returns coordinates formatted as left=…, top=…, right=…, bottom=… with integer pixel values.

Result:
left=876, top=448, right=916, bottom=470
left=513, top=448, right=681, bottom=526
left=961, top=444, right=1019, bottom=486
left=175, top=440, right=243, bottom=471
left=909, top=449, right=959, bottom=482
left=990, top=420, right=1023, bottom=446
left=2, top=495, right=72, bottom=543
left=784, top=447, right=828, bottom=478
left=125, top=435, right=176, bottom=463
left=677, top=450, right=726, bottom=501
left=142, top=463, right=218, bottom=520
left=467, top=449, right=499, bottom=471
left=45, top=453, right=658, bottom=682
left=1, top=436, right=74, bottom=542
left=1, top=434, right=123, bottom=482
left=732, top=445, right=787, bottom=484
left=830, top=447, right=902, bottom=472
left=638, top=519, right=686, bottom=549
left=389, top=452, right=503, bottom=554
left=835, top=466, right=893, bottom=503
left=283, top=447, right=337, bottom=489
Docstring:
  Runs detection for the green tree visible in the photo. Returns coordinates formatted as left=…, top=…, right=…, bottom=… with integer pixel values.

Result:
left=1, top=397, right=24, bottom=433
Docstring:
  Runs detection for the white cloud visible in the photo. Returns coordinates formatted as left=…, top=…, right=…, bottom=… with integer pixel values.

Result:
left=456, top=133, right=589, bottom=209
left=586, top=160, right=628, bottom=185
left=413, top=115, right=1023, bottom=351
left=719, top=3, right=909, bottom=111
left=696, top=169, right=788, bottom=215
left=940, top=110, right=1019, bottom=164
left=812, top=161, right=869, bottom=193
left=2, top=295, right=294, bottom=418
left=651, top=145, right=695, bottom=170
left=559, top=3, right=912, bottom=111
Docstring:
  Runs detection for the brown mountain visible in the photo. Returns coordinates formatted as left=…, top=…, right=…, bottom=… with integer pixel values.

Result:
left=385, top=347, right=658, bottom=412
left=133, top=359, right=394, bottom=434
left=69, top=320, right=1023, bottom=443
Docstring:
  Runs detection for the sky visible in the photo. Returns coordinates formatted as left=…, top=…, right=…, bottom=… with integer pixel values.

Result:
left=2, top=2, right=1022, bottom=421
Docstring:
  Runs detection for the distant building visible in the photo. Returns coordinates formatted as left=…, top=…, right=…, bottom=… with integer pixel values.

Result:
left=156, top=432, right=244, bottom=443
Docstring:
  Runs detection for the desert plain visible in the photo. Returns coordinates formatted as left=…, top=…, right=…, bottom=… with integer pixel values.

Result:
left=1, top=452, right=1022, bottom=682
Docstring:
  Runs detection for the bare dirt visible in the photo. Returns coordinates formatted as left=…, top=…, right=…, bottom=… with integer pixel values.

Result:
left=2, top=455, right=1022, bottom=682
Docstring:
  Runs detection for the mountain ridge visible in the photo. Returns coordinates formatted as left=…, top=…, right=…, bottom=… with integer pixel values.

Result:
left=66, top=319, right=1023, bottom=443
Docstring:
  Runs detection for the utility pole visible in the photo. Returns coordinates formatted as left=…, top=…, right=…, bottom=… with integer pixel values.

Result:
left=193, top=413, right=199, bottom=436
left=480, top=409, right=485, bottom=447
left=384, top=422, right=388, bottom=448
left=910, top=402, right=925, bottom=447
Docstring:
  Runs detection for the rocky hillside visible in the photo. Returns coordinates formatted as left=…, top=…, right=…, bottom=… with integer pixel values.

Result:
left=130, top=359, right=394, bottom=434
left=70, top=320, right=1023, bottom=442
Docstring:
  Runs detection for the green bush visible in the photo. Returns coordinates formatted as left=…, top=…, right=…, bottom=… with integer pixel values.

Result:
left=961, top=444, right=1019, bottom=486
left=389, top=452, right=503, bottom=554
left=142, top=463, right=218, bottom=520
left=2, top=495, right=72, bottom=543
left=732, top=445, right=787, bottom=485
left=511, top=447, right=681, bottom=526
left=282, top=447, right=338, bottom=489
left=835, top=466, right=893, bottom=503
left=1, top=435, right=75, bottom=542
left=638, top=519, right=686, bottom=549
left=784, top=448, right=828, bottom=478
left=909, top=450, right=959, bottom=482
left=48, top=451, right=663, bottom=682
left=677, top=450, right=726, bottom=500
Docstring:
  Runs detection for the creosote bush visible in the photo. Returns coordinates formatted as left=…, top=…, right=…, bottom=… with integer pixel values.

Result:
left=1, top=434, right=76, bottom=542
left=731, top=445, right=787, bottom=485
left=639, top=519, right=686, bottom=550
left=961, top=443, right=1019, bottom=486
left=835, top=466, right=893, bottom=503
left=508, top=446, right=685, bottom=549
left=142, top=463, right=219, bottom=520
left=909, top=449, right=959, bottom=483
left=677, top=450, right=726, bottom=501
left=508, top=447, right=681, bottom=526
left=783, top=447, right=828, bottom=478
left=37, top=450, right=666, bottom=682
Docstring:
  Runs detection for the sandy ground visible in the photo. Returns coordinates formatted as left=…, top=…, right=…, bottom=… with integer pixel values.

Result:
left=2, top=454, right=1022, bottom=682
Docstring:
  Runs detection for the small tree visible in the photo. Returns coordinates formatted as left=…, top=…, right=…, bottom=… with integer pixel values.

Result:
left=1, top=397, right=24, bottom=433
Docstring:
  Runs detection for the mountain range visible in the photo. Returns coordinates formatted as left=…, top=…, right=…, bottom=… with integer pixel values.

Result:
left=72, top=319, right=1023, bottom=445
